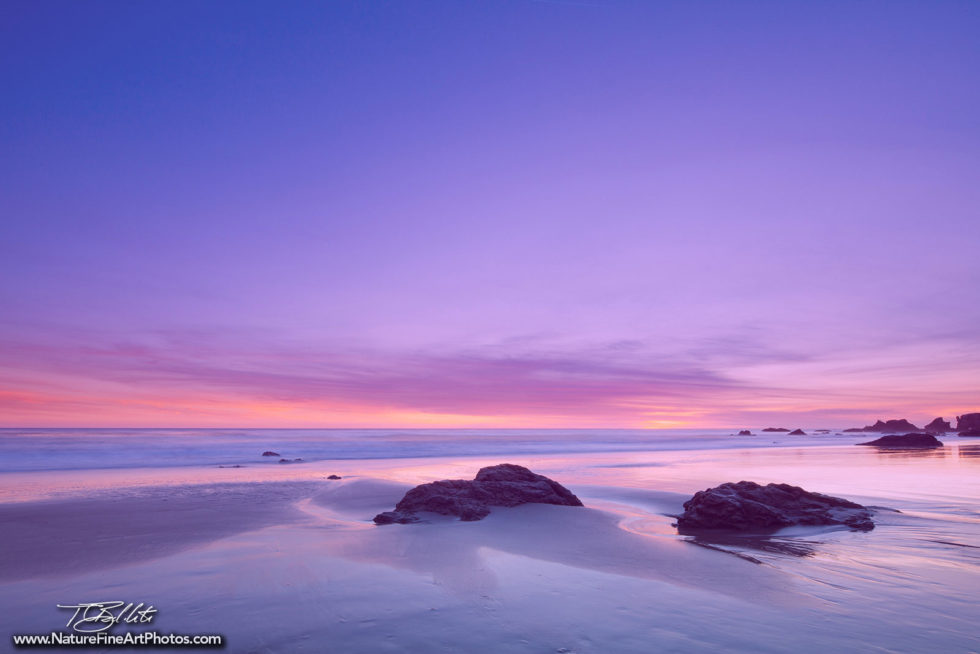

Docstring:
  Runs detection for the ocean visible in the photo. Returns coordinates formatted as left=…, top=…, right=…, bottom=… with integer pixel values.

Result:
left=0, top=427, right=856, bottom=473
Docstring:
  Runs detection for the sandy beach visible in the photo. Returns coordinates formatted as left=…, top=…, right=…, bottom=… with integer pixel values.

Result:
left=2, top=438, right=978, bottom=653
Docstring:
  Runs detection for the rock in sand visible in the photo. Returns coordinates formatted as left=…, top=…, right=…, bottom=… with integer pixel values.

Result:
left=677, top=481, right=874, bottom=532
left=373, top=463, right=583, bottom=524
left=858, top=433, right=943, bottom=448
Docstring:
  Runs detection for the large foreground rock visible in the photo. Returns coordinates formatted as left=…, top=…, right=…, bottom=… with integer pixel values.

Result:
left=858, top=433, right=944, bottom=448
left=373, top=464, right=583, bottom=524
left=677, top=481, right=874, bottom=531
left=843, top=418, right=920, bottom=433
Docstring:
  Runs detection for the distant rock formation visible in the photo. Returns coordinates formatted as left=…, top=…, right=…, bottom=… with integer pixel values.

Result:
left=737, top=430, right=752, bottom=436
left=373, top=463, right=583, bottom=524
left=327, top=474, right=342, bottom=480
left=959, top=428, right=980, bottom=437
left=857, top=433, right=943, bottom=448
left=762, top=427, right=791, bottom=432
left=956, top=413, right=980, bottom=432
left=788, top=429, right=806, bottom=435
left=262, top=451, right=280, bottom=457
left=278, top=458, right=304, bottom=463
left=676, top=481, right=874, bottom=531
left=843, top=419, right=921, bottom=433
left=924, top=418, right=953, bottom=433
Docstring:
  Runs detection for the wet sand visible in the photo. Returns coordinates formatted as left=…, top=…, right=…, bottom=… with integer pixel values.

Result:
left=1, top=446, right=978, bottom=653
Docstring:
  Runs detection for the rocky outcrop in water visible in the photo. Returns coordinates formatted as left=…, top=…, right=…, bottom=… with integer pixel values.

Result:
left=676, top=481, right=874, bottom=532
left=858, top=433, right=943, bottom=448
left=843, top=419, right=920, bottom=433
left=737, top=430, right=752, bottom=436
left=373, top=463, right=584, bottom=524
left=262, top=451, right=280, bottom=457
left=924, top=417, right=952, bottom=433
left=788, top=429, right=806, bottom=435
left=959, top=428, right=980, bottom=437
left=956, top=413, right=980, bottom=432
left=762, top=427, right=790, bottom=432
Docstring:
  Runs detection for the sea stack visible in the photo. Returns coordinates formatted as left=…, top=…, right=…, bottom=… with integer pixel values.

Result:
left=956, top=413, right=980, bottom=432
left=924, top=418, right=953, bottom=433
left=843, top=419, right=921, bottom=433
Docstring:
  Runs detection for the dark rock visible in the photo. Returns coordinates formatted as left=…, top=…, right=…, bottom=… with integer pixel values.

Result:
left=761, top=427, right=790, bottom=432
left=737, top=430, right=752, bottom=436
left=677, top=481, right=874, bottom=532
left=373, top=511, right=419, bottom=525
left=262, top=451, right=280, bottom=457
left=843, top=419, right=921, bottom=433
left=788, top=429, right=806, bottom=435
left=959, top=428, right=980, bottom=437
left=327, top=474, right=342, bottom=480
left=924, top=417, right=953, bottom=433
left=372, top=463, right=583, bottom=525
left=858, top=433, right=943, bottom=448
left=278, top=458, right=304, bottom=463
left=956, top=413, right=980, bottom=432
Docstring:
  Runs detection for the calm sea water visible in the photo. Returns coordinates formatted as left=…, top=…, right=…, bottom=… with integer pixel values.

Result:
left=0, top=427, right=857, bottom=472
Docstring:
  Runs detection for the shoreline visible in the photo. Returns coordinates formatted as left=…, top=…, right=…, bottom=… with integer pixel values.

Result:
left=1, top=444, right=977, bottom=652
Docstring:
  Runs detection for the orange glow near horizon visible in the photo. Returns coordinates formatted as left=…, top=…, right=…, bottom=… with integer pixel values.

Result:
left=1, top=383, right=975, bottom=430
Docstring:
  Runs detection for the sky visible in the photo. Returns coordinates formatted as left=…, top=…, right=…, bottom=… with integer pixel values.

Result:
left=1, top=0, right=978, bottom=429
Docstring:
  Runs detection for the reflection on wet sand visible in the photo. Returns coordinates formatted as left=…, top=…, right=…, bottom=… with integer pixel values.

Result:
left=680, top=531, right=820, bottom=561
left=311, top=501, right=808, bottom=605
left=954, top=444, right=980, bottom=458
left=867, top=446, right=947, bottom=459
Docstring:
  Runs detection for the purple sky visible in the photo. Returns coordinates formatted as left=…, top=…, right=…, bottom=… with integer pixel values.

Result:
left=1, top=1, right=978, bottom=427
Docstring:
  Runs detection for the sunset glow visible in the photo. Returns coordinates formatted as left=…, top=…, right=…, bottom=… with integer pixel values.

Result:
left=1, top=2, right=978, bottom=428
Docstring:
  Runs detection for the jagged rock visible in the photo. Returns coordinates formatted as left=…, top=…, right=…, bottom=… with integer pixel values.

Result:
left=924, top=417, right=953, bottom=433
left=373, top=463, right=583, bottom=524
left=956, top=413, right=980, bottom=432
left=858, top=433, right=943, bottom=448
left=788, top=429, right=806, bottom=435
left=959, top=428, right=980, bottom=437
left=278, top=458, right=304, bottom=464
left=843, top=419, right=921, bottom=433
left=737, top=430, right=753, bottom=436
left=677, top=481, right=874, bottom=531
left=762, top=427, right=790, bottom=432
left=262, top=451, right=280, bottom=457
left=327, top=474, right=342, bottom=480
